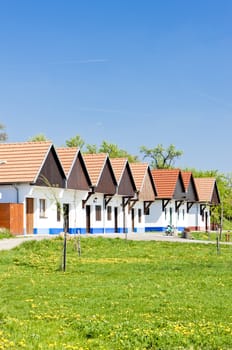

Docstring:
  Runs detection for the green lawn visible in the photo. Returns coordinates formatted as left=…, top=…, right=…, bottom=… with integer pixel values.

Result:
left=190, top=230, right=231, bottom=242
left=0, top=237, right=232, bottom=349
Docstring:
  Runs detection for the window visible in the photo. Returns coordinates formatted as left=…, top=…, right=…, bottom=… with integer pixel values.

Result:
left=57, top=203, right=61, bottom=222
left=107, top=206, right=112, bottom=221
left=96, top=205, right=101, bottom=221
left=138, top=208, right=142, bottom=223
left=39, top=199, right=46, bottom=218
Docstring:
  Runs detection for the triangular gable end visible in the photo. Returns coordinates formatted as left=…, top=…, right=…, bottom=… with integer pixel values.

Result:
left=182, top=172, right=199, bottom=202
left=139, top=167, right=157, bottom=201
left=173, top=171, right=186, bottom=199
left=95, top=158, right=117, bottom=194
left=188, top=174, right=199, bottom=202
left=68, top=151, right=91, bottom=190
left=211, top=181, right=221, bottom=205
left=35, top=145, right=66, bottom=188
left=117, top=162, right=136, bottom=196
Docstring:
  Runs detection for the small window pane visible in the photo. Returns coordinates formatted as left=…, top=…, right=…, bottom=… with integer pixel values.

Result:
left=96, top=205, right=101, bottom=221
left=138, top=208, right=142, bottom=223
left=39, top=199, right=46, bottom=218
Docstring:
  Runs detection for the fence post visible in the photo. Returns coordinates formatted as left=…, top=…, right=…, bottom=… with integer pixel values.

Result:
left=216, top=236, right=220, bottom=255
left=78, top=231, right=81, bottom=257
left=63, top=232, right=67, bottom=271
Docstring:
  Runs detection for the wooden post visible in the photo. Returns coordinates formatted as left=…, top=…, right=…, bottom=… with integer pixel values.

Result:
left=63, top=232, right=67, bottom=271
left=78, top=233, right=81, bottom=257
left=216, top=236, right=220, bottom=255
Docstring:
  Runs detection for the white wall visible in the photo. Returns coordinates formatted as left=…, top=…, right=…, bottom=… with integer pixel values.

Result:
left=145, top=200, right=188, bottom=232
left=0, top=183, right=212, bottom=235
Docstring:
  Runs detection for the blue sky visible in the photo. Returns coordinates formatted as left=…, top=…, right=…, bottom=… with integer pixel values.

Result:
left=0, top=1, right=232, bottom=173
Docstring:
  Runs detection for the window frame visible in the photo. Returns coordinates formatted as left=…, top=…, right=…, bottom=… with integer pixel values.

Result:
left=138, top=208, right=142, bottom=223
left=39, top=199, right=46, bottom=218
left=95, top=205, right=102, bottom=221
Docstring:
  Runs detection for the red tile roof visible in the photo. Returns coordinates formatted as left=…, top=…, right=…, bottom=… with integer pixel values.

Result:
left=0, top=142, right=53, bottom=183
left=151, top=169, right=182, bottom=198
left=194, top=178, right=218, bottom=202
left=181, top=171, right=192, bottom=191
left=82, top=153, right=108, bottom=186
left=56, top=147, right=79, bottom=176
left=110, top=158, right=128, bottom=183
left=129, top=162, right=150, bottom=191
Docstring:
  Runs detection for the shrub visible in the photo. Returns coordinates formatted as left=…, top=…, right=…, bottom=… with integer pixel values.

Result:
left=0, top=228, right=13, bottom=239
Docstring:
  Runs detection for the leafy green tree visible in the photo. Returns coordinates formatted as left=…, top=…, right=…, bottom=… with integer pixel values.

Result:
left=64, top=136, right=137, bottom=161
left=28, top=133, right=50, bottom=142
left=66, top=135, right=85, bottom=149
left=99, top=140, right=138, bottom=162
left=140, top=144, right=183, bottom=169
left=0, top=124, right=8, bottom=142
left=85, top=144, right=98, bottom=154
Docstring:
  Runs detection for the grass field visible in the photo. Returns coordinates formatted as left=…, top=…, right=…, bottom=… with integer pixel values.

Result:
left=0, top=236, right=232, bottom=349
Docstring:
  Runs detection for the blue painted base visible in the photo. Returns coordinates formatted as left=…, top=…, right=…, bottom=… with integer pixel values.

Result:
left=145, top=227, right=165, bottom=232
left=34, top=228, right=63, bottom=235
left=145, top=226, right=184, bottom=233
left=34, top=226, right=163, bottom=235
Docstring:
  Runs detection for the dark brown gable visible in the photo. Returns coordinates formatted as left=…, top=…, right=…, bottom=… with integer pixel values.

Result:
left=186, top=176, right=198, bottom=202
left=173, top=173, right=186, bottom=199
left=211, top=183, right=220, bottom=205
left=35, top=146, right=66, bottom=188
left=118, top=163, right=136, bottom=196
left=67, top=152, right=91, bottom=190
left=95, top=159, right=117, bottom=194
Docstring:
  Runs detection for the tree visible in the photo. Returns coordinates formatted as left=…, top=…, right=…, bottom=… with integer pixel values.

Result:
left=98, top=140, right=138, bottom=162
left=82, top=139, right=138, bottom=161
left=66, top=135, right=85, bottom=149
left=0, top=124, right=8, bottom=142
left=140, top=144, right=183, bottom=169
left=85, top=144, right=98, bottom=154
left=28, top=133, right=50, bottom=142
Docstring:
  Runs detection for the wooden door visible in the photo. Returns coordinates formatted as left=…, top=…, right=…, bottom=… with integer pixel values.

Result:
left=205, top=211, right=208, bottom=232
left=114, top=207, right=118, bottom=233
left=131, top=208, right=135, bottom=232
left=86, top=205, right=91, bottom=233
left=26, top=198, right=34, bottom=234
